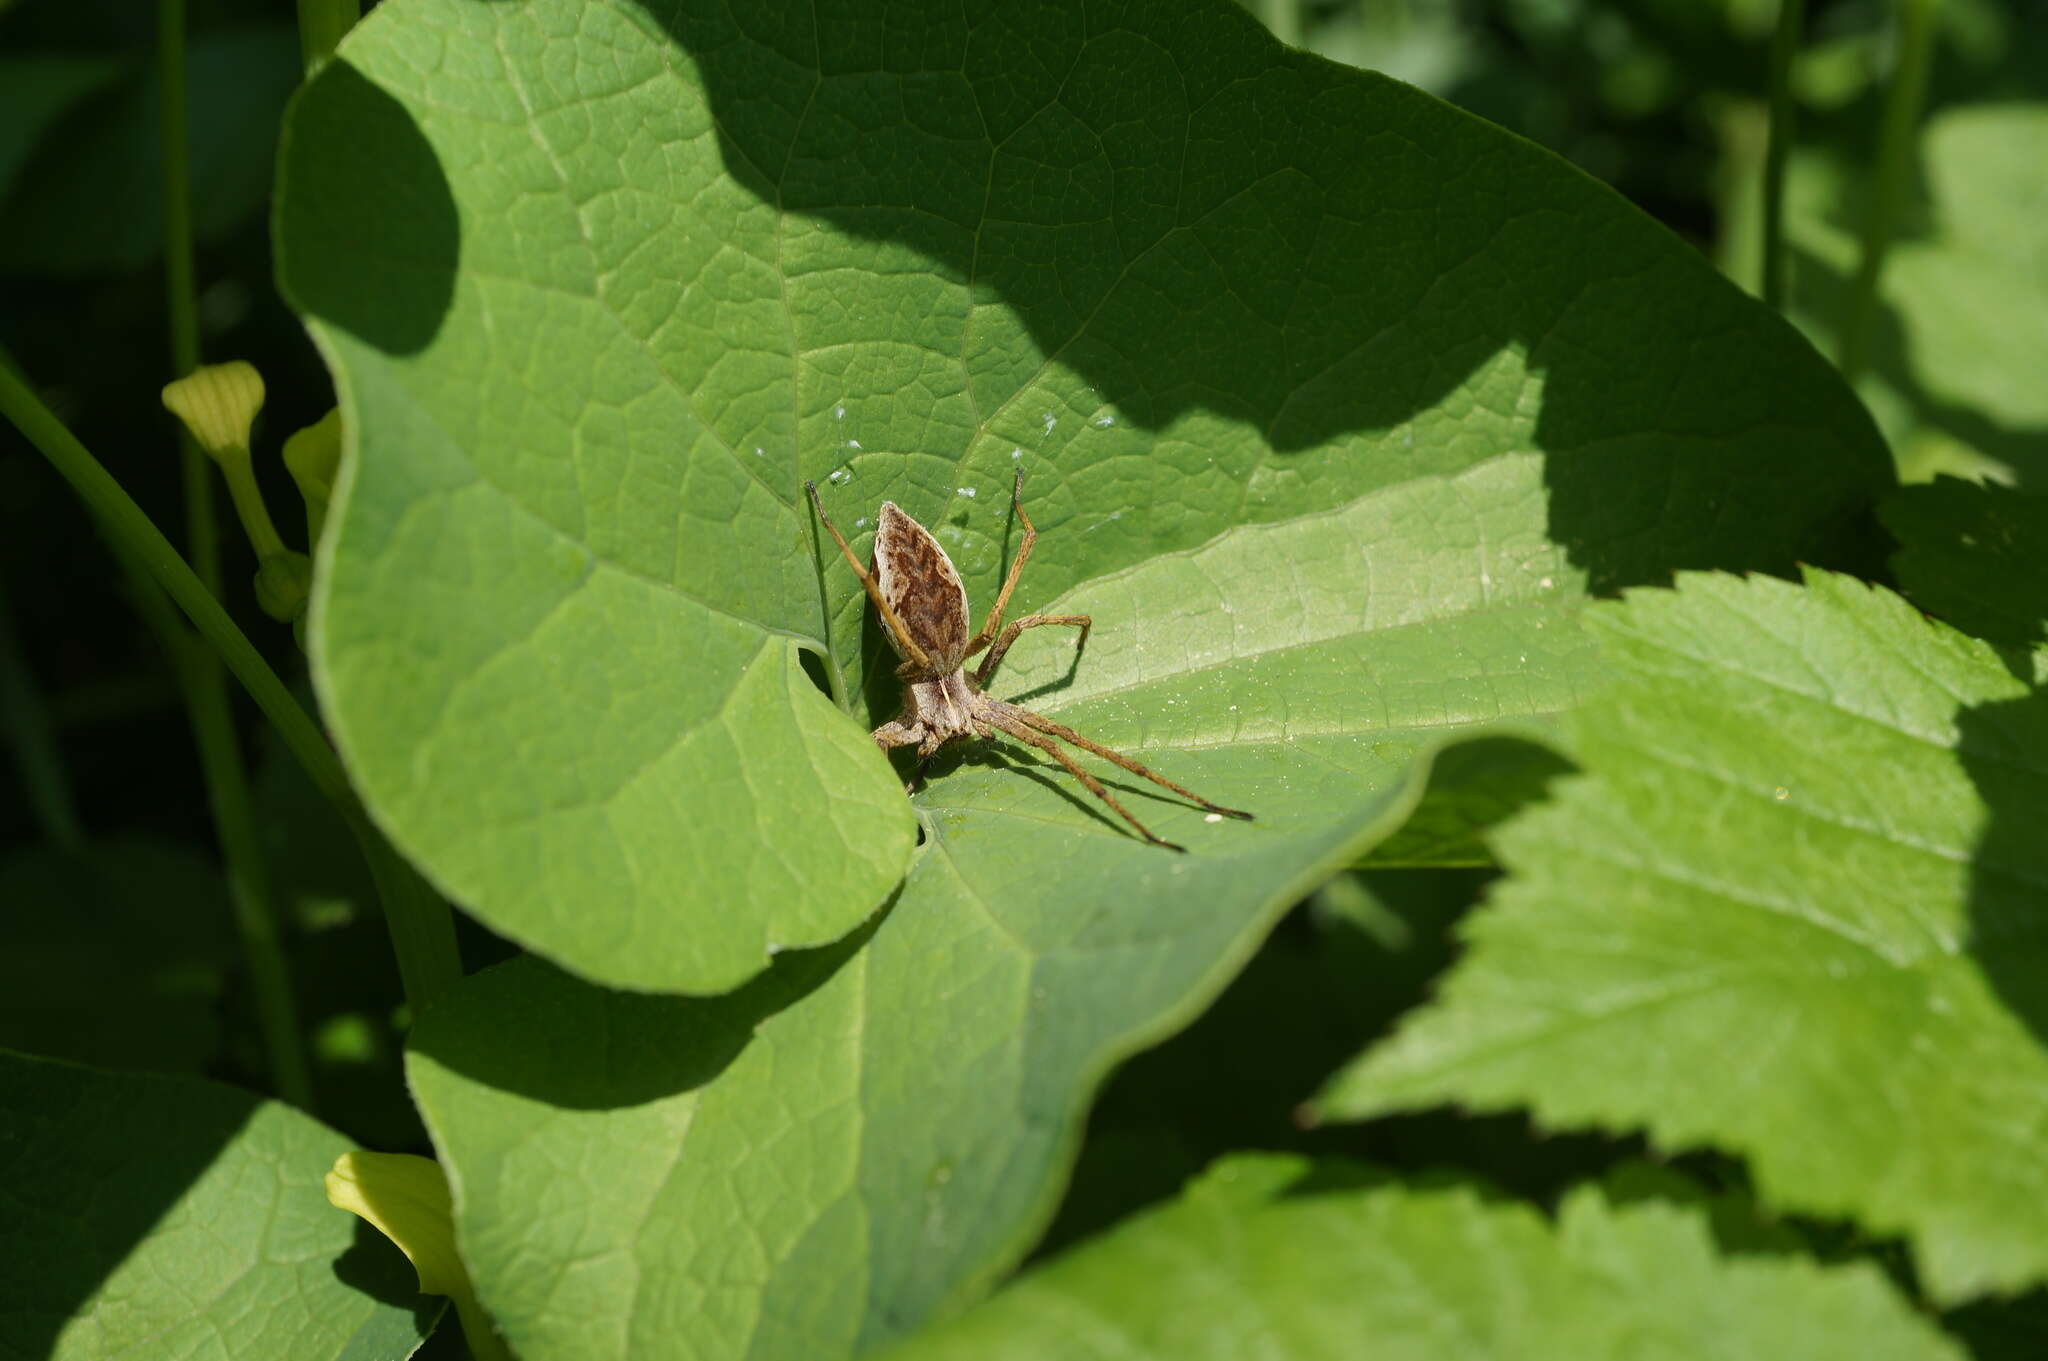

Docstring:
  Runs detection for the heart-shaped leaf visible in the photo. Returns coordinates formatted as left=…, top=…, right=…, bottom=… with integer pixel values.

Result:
left=876, top=1156, right=1966, bottom=1361
left=1318, top=570, right=2048, bottom=1303
left=272, top=0, right=1898, bottom=1351
left=406, top=456, right=1598, bottom=1359
left=275, top=0, right=1888, bottom=995
left=0, top=1050, right=436, bottom=1360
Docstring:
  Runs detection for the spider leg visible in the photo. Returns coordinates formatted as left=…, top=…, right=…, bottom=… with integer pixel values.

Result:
left=998, top=702, right=1254, bottom=820
left=807, top=480, right=936, bottom=672
left=982, top=709, right=1185, bottom=851
left=872, top=719, right=922, bottom=752
left=972, top=613, right=1090, bottom=687
left=873, top=719, right=932, bottom=794
left=963, top=469, right=1036, bottom=660
left=903, top=754, right=937, bottom=795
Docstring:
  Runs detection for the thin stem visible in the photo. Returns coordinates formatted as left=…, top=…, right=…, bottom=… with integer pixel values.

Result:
left=354, top=823, right=466, bottom=1018
left=158, top=0, right=311, bottom=1109
left=159, top=0, right=214, bottom=589
left=0, top=572, right=84, bottom=850
left=802, top=504, right=849, bottom=711
left=126, top=554, right=317, bottom=1108
left=0, top=366, right=465, bottom=1016
left=1760, top=0, right=1806, bottom=311
left=1839, top=0, right=1938, bottom=382
left=295, top=0, right=361, bottom=72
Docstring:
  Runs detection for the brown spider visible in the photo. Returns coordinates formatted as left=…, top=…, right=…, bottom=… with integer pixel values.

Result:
left=807, top=471, right=1252, bottom=851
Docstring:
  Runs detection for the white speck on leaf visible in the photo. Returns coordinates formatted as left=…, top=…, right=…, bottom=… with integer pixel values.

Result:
left=1041, top=411, right=1057, bottom=435
left=834, top=404, right=846, bottom=420
left=1010, top=447, right=1023, bottom=461
left=1094, top=413, right=1114, bottom=427
left=1539, top=575, right=1554, bottom=589
left=958, top=486, right=977, bottom=499
left=828, top=468, right=851, bottom=485
left=753, top=446, right=765, bottom=457
left=1204, top=812, right=1223, bottom=824
left=856, top=517, right=870, bottom=529
left=1774, top=786, right=1791, bottom=801
left=846, top=439, right=862, bottom=449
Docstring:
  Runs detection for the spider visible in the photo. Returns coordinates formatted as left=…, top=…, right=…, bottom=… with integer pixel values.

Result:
left=807, top=471, right=1252, bottom=851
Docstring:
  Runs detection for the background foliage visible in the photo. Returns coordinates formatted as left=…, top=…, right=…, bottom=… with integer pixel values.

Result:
left=1, top=0, right=2043, bottom=1358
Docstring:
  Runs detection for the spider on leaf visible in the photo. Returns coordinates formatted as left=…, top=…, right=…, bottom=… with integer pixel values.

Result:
left=807, top=471, right=1252, bottom=852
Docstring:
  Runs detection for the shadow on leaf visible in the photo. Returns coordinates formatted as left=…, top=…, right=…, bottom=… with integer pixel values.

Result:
left=406, top=906, right=887, bottom=1110
left=1956, top=682, right=2048, bottom=1051
left=656, top=0, right=1890, bottom=597
left=276, top=57, right=458, bottom=355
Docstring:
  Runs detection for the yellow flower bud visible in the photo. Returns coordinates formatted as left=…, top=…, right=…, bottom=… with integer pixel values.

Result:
left=283, top=409, right=342, bottom=545
left=326, top=1152, right=510, bottom=1361
left=161, top=362, right=266, bottom=466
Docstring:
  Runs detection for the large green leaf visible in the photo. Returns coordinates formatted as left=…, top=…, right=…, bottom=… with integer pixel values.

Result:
left=405, top=457, right=1595, bottom=1361
left=275, top=0, right=1886, bottom=994
left=0, top=1050, right=435, bottom=1360
left=1319, top=570, right=2048, bottom=1303
left=876, top=1155, right=1964, bottom=1361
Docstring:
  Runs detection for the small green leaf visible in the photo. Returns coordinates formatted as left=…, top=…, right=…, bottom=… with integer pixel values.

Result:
left=1318, top=569, right=2048, bottom=1303
left=1882, top=476, right=2048, bottom=648
left=875, top=1155, right=1966, bottom=1361
left=0, top=1050, right=436, bottom=1360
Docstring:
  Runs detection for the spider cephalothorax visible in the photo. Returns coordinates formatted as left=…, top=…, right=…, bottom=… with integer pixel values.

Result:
left=807, top=472, right=1251, bottom=851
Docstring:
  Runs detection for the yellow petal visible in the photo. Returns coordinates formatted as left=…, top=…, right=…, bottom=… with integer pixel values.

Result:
left=324, top=1151, right=464, bottom=1296
left=283, top=408, right=342, bottom=507
left=282, top=408, right=342, bottom=546
left=161, top=362, right=266, bottom=462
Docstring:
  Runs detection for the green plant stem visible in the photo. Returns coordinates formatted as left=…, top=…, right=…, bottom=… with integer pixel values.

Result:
left=122, top=551, right=317, bottom=1107
left=158, top=0, right=312, bottom=1111
left=1839, top=0, right=1937, bottom=382
left=0, top=366, right=465, bottom=1018
left=0, top=573, right=84, bottom=850
left=158, top=0, right=213, bottom=585
left=295, top=0, right=361, bottom=72
left=355, top=826, right=469, bottom=1025
left=1760, top=0, right=1806, bottom=311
